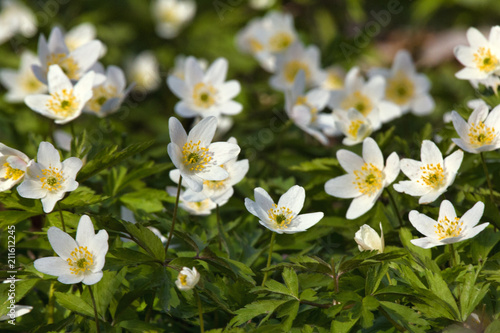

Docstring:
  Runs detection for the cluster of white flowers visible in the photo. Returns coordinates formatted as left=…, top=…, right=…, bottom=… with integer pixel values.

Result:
left=236, top=12, right=435, bottom=147
left=0, top=0, right=36, bottom=45
left=166, top=116, right=248, bottom=215
left=0, top=24, right=133, bottom=120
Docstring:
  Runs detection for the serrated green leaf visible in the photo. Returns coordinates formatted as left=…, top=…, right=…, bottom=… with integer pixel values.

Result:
left=59, top=186, right=109, bottom=209
left=0, top=210, right=39, bottom=228
left=424, top=269, right=460, bottom=320
left=282, top=267, right=299, bottom=298
left=276, top=300, right=299, bottom=331
left=54, top=291, right=95, bottom=318
left=229, top=299, right=288, bottom=327
left=123, top=221, right=165, bottom=261
left=120, top=188, right=170, bottom=213
left=365, top=262, right=389, bottom=295
left=379, top=301, right=429, bottom=333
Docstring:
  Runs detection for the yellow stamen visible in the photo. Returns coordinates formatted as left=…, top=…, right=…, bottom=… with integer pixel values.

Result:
left=179, top=273, right=188, bottom=286
left=267, top=204, right=294, bottom=229
left=353, top=163, right=384, bottom=195
left=46, top=89, right=79, bottom=118
left=341, top=91, right=373, bottom=116
left=386, top=70, right=415, bottom=105
left=249, top=38, right=263, bottom=53
left=284, top=61, right=310, bottom=83
left=182, top=140, right=212, bottom=172
left=417, top=163, right=445, bottom=188
left=468, top=122, right=495, bottom=147
left=87, top=85, right=119, bottom=113
left=192, top=82, right=217, bottom=109
left=295, top=96, right=318, bottom=122
left=46, top=53, right=80, bottom=80
left=37, top=166, right=65, bottom=192
left=268, top=32, right=294, bottom=52
left=434, top=216, right=463, bottom=240
left=3, top=162, right=24, bottom=181
left=347, top=120, right=364, bottom=139
left=66, top=246, right=94, bottom=275
left=473, top=47, right=498, bottom=73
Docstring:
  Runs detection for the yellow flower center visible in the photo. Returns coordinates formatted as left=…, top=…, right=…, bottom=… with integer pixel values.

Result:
left=66, top=246, right=94, bottom=275
left=192, top=82, right=217, bottom=109
left=161, top=8, right=181, bottom=23
left=3, top=162, right=24, bottom=181
left=468, top=122, right=495, bottom=147
left=268, top=32, right=294, bottom=52
left=417, top=163, right=446, bottom=188
left=323, top=71, right=343, bottom=90
left=284, top=61, right=310, bottom=83
left=203, top=164, right=226, bottom=190
left=341, top=91, right=373, bottom=116
left=179, top=273, right=188, bottom=286
left=249, top=38, right=263, bottom=53
left=267, top=204, right=294, bottom=230
left=46, top=53, right=80, bottom=80
left=87, top=85, right=119, bottom=113
left=21, top=74, right=44, bottom=93
left=434, top=216, right=463, bottom=240
left=46, top=89, right=79, bottom=118
left=353, top=163, right=384, bottom=195
left=295, top=96, right=318, bottom=122
left=182, top=140, right=212, bottom=172
left=186, top=198, right=212, bottom=211
left=347, top=119, right=364, bottom=138
left=473, top=47, right=498, bottom=73
left=386, top=71, right=415, bottom=105
left=37, top=166, right=65, bottom=192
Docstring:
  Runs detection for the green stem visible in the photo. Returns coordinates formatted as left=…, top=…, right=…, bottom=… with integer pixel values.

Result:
left=480, top=152, right=495, bottom=205
left=194, top=290, right=205, bottom=333
left=47, top=281, right=55, bottom=324
left=88, top=284, right=101, bottom=333
left=261, top=232, right=276, bottom=287
left=215, top=204, right=228, bottom=253
left=449, top=243, right=459, bottom=267
left=386, top=188, right=404, bottom=228
left=57, top=202, right=66, bottom=232
left=385, top=271, right=392, bottom=286
left=165, top=175, right=182, bottom=256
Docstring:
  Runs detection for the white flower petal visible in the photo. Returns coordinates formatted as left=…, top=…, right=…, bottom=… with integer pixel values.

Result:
left=75, top=215, right=95, bottom=247
left=346, top=193, right=379, bottom=220
left=82, top=271, right=104, bottom=285
left=438, top=200, right=457, bottom=222
left=324, top=174, right=359, bottom=198
left=337, top=149, right=364, bottom=173
left=47, top=227, right=78, bottom=260
left=187, top=116, right=217, bottom=147
left=277, top=185, right=305, bottom=213
left=37, top=142, right=61, bottom=168
left=420, top=140, right=443, bottom=165
left=410, top=237, right=440, bottom=249
left=460, top=201, right=484, bottom=232
left=168, top=117, right=188, bottom=148
left=205, top=58, right=228, bottom=85
left=34, top=257, right=70, bottom=277
left=362, top=137, right=384, bottom=169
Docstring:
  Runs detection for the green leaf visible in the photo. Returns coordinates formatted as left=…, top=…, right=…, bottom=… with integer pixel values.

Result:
left=330, top=308, right=360, bottom=333
left=264, top=279, right=293, bottom=297
left=118, top=320, right=164, bottom=332
left=0, top=210, right=39, bottom=228
left=91, top=268, right=128, bottom=317
left=289, top=158, right=338, bottom=172
left=361, top=296, right=379, bottom=328
left=282, top=267, right=299, bottom=298
left=276, top=300, right=299, bottom=331
left=0, top=278, right=38, bottom=317
left=365, top=262, right=388, bottom=295
left=109, top=248, right=158, bottom=265
left=470, top=230, right=500, bottom=262
left=229, top=299, right=288, bottom=327
left=60, top=186, right=109, bottom=209
left=424, top=269, right=460, bottom=320
left=379, top=301, right=429, bottom=333
left=54, top=291, right=95, bottom=318
left=77, top=140, right=154, bottom=182
left=485, top=319, right=500, bottom=333
left=459, top=266, right=490, bottom=322
left=120, top=188, right=170, bottom=213
left=123, top=221, right=165, bottom=261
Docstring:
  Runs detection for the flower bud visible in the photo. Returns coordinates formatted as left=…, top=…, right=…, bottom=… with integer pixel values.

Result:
left=354, top=223, right=384, bottom=253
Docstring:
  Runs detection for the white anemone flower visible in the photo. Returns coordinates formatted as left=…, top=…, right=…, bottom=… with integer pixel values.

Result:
left=321, top=66, right=345, bottom=91
left=354, top=223, right=384, bottom=253
left=175, top=137, right=249, bottom=205
left=451, top=104, right=500, bottom=153
left=25, top=65, right=94, bottom=124
left=324, top=137, right=400, bottom=220
left=32, top=27, right=102, bottom=84
left=330, top=67, right=401, bottom=127
left=334, top=108, right=375, bottom=146
left=285, top=70, right=334, bottom=145
left=170, top=54, right=208, bottom=80
left=0, top=0, right=36, bottom=44
left=408, top=200, right=489, bottom=249
left=127, top=51, right=161, bottom=93
left=245, top=185, right=324, bottom=234
left=175, top=266, right=200, bottom=291
left=0, top=143, right=29, bottom=191
left=152, top=0, right=196, bottom=39
left=394, top=140, right=464, bottom=204
left=167, top=116, right=241, bottom=192
left=167, top=185, right=218, bottom=215
left=84, top=65, right=133, bottom=117
left=34, top=215, right=108, bottom=285
left=167, top=57, right=242, bottom=118
left=17, top=141, right=82, bottom=213
left=369, top=50, right=435, bottom=116
left=0, top=50, right=47, bottom=102
left=454, top=26, right=500, bottom=81
left=0, top=305, right=33, bottom=321
left=270, top=42, right=326, bottom=91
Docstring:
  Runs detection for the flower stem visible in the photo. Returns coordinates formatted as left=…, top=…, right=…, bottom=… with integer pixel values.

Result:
left=216, top=204, right=228, bottom=253
left=386, top=271, right=392, bottom=285
left=88, top=284, right=101, bottom=333
left=261, top=231, right=276, bottom=287
left=47, top=281, right=55, bottom=324
left=449, top=243, right=459, bottom=267
left=480, top=152, right=495, bottom=204
left=165, top=175, right=182, bottom=256
left=57, top=202, right=66, bottom=232
left=194, top=289, right=205, bottom=333
left=386, top=188, right=404, bottom=228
